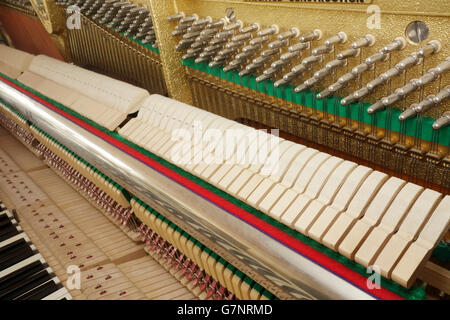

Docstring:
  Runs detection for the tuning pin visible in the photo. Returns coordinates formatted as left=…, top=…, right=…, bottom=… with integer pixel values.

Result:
left=396, top=79, right=419, bottom=96
left=434, top=57, right=450, bottom=74
left=302, top=55, right=322, bottom=66
left=418, top=40, right=441, bottom=58
left=257, top=25, right=279, bottom=37
left=317, top=82, right=344, bottom=99
left=278, top=27, right=300, bottom=40
left=314, top=67, right=332, bottom=79
left=242, top=44, right=260, bottom=53
left=261, top=48, right=279, bottom=57
left=352, top=34, right=375, bottom=49
left=367, top=100, right=386, bottom=114
left=339, top=72, right=357, bottom=84
left=433, top=111, right=450, bottom=130
left=381, top=37, right=406, bottom=54
left=207, top=19, right=226, bottom=29
left=253, top=55, right=272, bottom=65
left=203, top=44, right=221, bottom=52
left=232, top=33, right=252, bottom=42
left=398, top=104, right=419, bottom=121
left=326, top=59, right=346, bottom=70
left=312, top=45, right=333, bottom=56
left=240, top=23, right=260, bottom=34
left=366, top=77, right=385, bottom=91
left=352, top=63, right=371, bottom=75
left=299, top=29, right=322, bottom=42
left=225, top=41, right=244, bottom=49
left=291, top=63, right=308, bottom=75
left=224, top=20, right=243, bottom=31
left=281, top=51, right=299, bottom=61
left=193, top=16, right=212, bottom=26
left=263, top=67, right=279, bottom=77
left=268, top=39, right=289, bottom=49
left=209, top=37, right=228, bottom=45
left=180, top=14, right=198, bottom=24
left=416, top=70, right=438, bottom=87
left=283, top=71, right=297, bottom=82
left=199, top=50, right=217, bottom=58
left=337, top=48, right=360, bottom=60
left=415, top=95, right=436, bottom=113
left=381, top=92, right=402, bottom=107
left=167, top=12, right=185, bottom=22
left=216, top=30, right=233, bottom=39
left=223, top=59, right=244, bottom=72
left=295, top=78, right=319, bottom=93
left=271, top=59, right=289, bottom=69
left=250, top=36, right=269, bottom=46
left=365, top=52, right=388, bottom=65
left=395, top=53, right=421, bottom=71
left=274, top=78, right=289, bottom=88
left=289, top=42, right=309, bottom=53
left=433, top=86, right=450, bottom=105
left=209, top=59, right=226, bottom=68
left=235, top=51, right=254, bottom=60
left=256, top=73, right=271, bottom=82
left=324, top=32, right=347, bottom=46
left=183, top=31, right=201, bottom=39
left=183, top=51, right=200, bottom=60
left=317, top=88, right=332, bottom=100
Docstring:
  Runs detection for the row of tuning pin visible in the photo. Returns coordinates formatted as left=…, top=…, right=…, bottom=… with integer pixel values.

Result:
left=168, top=12, right=449, bottom=132
left=55, top=0, right=157, bottom=48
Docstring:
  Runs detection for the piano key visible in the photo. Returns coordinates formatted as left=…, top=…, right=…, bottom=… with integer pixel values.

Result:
left=281, top=156, right=343, bottom=228
left=208, top=129, right=268, bottom=186
left=374, top=189, right=442, bottom=278
left=231, top=140, right=293, bottom=200
left=259, top=148, right=318, bottom=214
left=269, top=152, right=329, bottom=220
left=354, top=183, right=424, bottom=268
left=298, top=161, right=358, bottom=239
left=0, top=253, right=45, bottom=279
left=313, top=171, right=388, bottom=246
left=41, top=286, right=71, bottom=300
left=246, top=144, right=306, bottom=207
left=337, top=177, right=406, bottom=259
left=391, top=196, right=450, bottom=288
left=20, top=276, right=62, bottom=300
left=0, top=233, right=30, bottom=249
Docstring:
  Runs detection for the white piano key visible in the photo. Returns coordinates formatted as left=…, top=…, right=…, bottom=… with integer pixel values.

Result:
left=266, top=150, right=326, bottom=220
left=373, top=189, right=442, bottom=278
left=314, top=171, right=388, bottom=246
left=282, top=156, right=343, bottom=228
left=338, top=177, right=406, bottom=259
left=354, top=183, right=424, bottom=268
left=0, top=233, right=30, bottom=249
left=41, top=287, right=72, bottom=300
left=298, top=161, right=357, bottom=239
left=247, top=144, right=306, bottom=207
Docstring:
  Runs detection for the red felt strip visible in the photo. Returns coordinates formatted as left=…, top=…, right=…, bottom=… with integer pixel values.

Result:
left=0, top=75, right=404, bottom=300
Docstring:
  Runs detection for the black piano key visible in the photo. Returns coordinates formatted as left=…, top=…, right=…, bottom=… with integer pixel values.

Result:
left=0, top=225, right=19, bottom=242
left=0, top=240, right=34, bottom=271
left=2, top=269, right=54, bottom=300
left=20, top=279, right=61, bottom=300
left=0, top=260, right=45, bottom=292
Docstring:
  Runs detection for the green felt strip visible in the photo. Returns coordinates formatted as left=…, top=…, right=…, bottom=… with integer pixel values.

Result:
left=182, top=59, right=450, bottom=147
